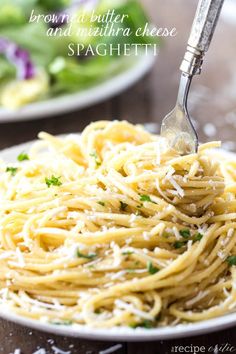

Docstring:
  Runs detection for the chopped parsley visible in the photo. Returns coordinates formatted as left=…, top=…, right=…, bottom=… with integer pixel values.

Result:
left=173, top=241, right=187, bottom=249
left=140, top=195, right=152, bottom=202
left=17, top=152, right=29, bottom=162
left=90, top=151, right=101, bottom=167
left=140, top=195, right=157, bottom=204
left=130, top=320, right=154, bottom=329
left=6, top=167, right=18, bottom=176
left=193, top=233, right=203, bottom=243
left=97, top=201, right=105, bottom=206
left=226, top=256, right=236, bottom=266
left=147, top=261, right=159, bottom=275
left=77, top=250, right=97, bottom=260
left=95, top=309, right=102, bottom=314
left=45, top=175, right=62, bottom=188
left=120, top=201, right=128, bottom=211
left=179, top=229, right=191, bottom=239
left=122, top=251, right=134, bottom=256
left=178, top=229, right=203, bottom=243
left=162, top=232, right=170, bottom=239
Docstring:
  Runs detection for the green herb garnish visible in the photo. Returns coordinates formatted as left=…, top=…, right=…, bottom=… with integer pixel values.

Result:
left=173, top=241, right=187, bottom=249
left=122, top=251, right=134, bottom=256
left=226, top=256, right=236, bottom=266
left=6, top=167, right=18, bottom=176
left=179, top=229, right=191, bottom=239
left=97, top=201, right=105, bottom=206
left=147, top=261, right=159, bottom=275
left=140, top=195, right=152, bottom=202
left=95, top=309, right=102, bottom=314
left=140, top=195, right=157, bottom=204
left=130, top=320, right=154, bottom=329
left=77, top=250, right=97, bottom=260
left=17, top=152, right=29, bottom=162
left=162, top=232, right=170, bottom=239
left=120, top=201, right=128, bottom=211
left=193, top=233, right=203, bottom=243
left=45, top=175, right=62, bottom=188
left=90, top=151, right=101, bottom=167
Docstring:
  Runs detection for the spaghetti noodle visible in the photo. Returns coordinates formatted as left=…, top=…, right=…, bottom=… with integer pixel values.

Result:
left=0, top=120, right=235, bottom=328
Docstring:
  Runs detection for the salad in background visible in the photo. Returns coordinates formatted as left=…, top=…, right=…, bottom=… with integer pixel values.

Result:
left=0, top=0, right=157, bottom=109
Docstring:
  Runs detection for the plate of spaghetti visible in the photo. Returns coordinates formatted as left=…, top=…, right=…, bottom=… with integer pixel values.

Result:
left=0, top=120, right=236, bottom=341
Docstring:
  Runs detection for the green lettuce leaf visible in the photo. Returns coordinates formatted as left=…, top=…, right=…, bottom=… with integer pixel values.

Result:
left=0, top=22, right=69, bottom=67
left=49, top=55, right=133, bottom=94
left=0, top=0, right=40, bottom=27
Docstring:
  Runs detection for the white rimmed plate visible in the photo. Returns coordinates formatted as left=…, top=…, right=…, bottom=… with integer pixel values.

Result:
left=0, top=53, right=156, bottom=123
left=0, top=140, right=236, bottom=341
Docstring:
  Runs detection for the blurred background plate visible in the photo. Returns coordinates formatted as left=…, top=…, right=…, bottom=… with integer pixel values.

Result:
left=0, top=52, right=156, bottom=123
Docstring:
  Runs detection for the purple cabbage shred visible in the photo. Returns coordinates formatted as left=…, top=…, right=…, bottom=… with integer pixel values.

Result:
left=0, top=37, right=35, bottom=80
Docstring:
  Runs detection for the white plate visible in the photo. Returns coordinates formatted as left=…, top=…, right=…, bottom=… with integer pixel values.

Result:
left=0, top=141, right=236, bottom=341
left=0, top=53, right=156, bottom=123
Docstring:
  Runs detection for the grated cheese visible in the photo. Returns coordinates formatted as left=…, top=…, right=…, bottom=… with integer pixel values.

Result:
left=99, top=344, right=123, bottom=354
left=187, top=240, right=193, bottom=249
left=51, top=346, right=71, bottom=354
left=167, top=176, right=184, bottom=198
left=170, top=318, right=180, bottom=326
left=223, top=287, right=230, bottom=297
left=32, top=349, right=47, bottom=354
left=186, top=290, right=209, bottom=307
left=0, top=251, right=15, bottom=260
left=143, top=231, right=150, bottom=241
left=227, top=228, right=234, bottom=238
left=165, top=166, right=175, bottom=179
left=13, top=350, right=21, bottom=354
left=217, top=250, right=227, bottom=260
left=22, top=294, right=65, bottom=311
left=173, top=227, right=181, bottom=240
left=111, top=242, right=122, bottom=267
left=125, top=237, right=132, bottom=245
left=110, top=270, right=127, bottom=280
left=221, top=228, right=234, bottom=246
left=0, top=288, right=9, bottom=302
left=104, top=282, right=115, bottom=288
left=15, top=247, right=25, bottom=268
left=228, top=302, right=236, bottom=310
left=129, top=213, right=137, bottom=224
left=115, top=299, right=154, bottom=320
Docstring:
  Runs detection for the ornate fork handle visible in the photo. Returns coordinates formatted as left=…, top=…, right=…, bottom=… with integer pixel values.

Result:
left=180, top=0, right=225, bottom=76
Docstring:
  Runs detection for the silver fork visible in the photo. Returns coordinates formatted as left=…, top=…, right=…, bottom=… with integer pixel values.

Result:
left=160, top=0, right=225, bottom=155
